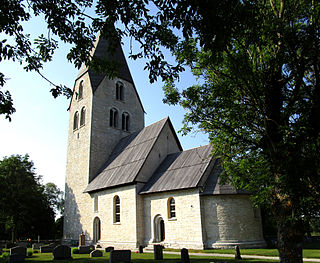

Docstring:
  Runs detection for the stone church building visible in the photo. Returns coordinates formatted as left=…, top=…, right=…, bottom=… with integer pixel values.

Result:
left=63, top=34, right=266, bottom=250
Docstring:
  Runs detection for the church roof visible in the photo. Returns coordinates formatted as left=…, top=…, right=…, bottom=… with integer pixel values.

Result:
left=85, top=117, right=181, bottom=193
left=74, top=33, right=145, bottom=113
left=139, top=144, right=214, bottom=194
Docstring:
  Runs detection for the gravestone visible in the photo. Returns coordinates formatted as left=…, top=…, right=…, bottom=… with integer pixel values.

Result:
left=235, top=245, right=242, bottom=260
left=40, top=243, right=56, bottom=253
left=90, top=250, right=103, bottom=258
left=6, top=243, right=15, bottom=249
left=138, top=245, right=143, bottom=253
left=78, top=245, right=93, bottom=254
left=10, top=246, right=27, bottom=257
left=9, top=254, right=25, bottom=263
left=181, top=248, right=190, bottom=263
left=96, top=244, right=102, bottom=248
left=17, top=243, right=28, bottom=248
left=109, top=250, right=131, bottom=263
left=79, top=232, right=85, bottom=246
left=53, top=245, right=72, bottom=260
left=105, top=246, right=114, bottom=252
left=32, top=243, right=44, bottom=250
left=153, top=245, right=163, bottom=260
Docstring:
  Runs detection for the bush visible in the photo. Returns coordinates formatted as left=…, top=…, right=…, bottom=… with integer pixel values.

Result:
left=27, top=251, right=33, bottom=257
left=33, top=250, right=39, bottom=254
left=72, top=248, right=79, bottom=254
left=0, top=252, right=9, bottom=263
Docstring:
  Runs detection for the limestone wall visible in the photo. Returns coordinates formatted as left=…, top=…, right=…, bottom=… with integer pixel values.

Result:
left=64, top=73, right=93, bottom=241
left=200, top=195, right=266, bottom=248
left=142, top=189, right=205, bottom=249
left=91, top=184, right=139, bottom=249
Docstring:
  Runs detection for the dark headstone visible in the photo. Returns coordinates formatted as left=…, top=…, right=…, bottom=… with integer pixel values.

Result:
left=79, top=232, right=85, bottom=246
left=180, top=248, right=190, bottom=263
left=32, top=243, right=44, bottom=250
left=105, top=246, right=114, bottom=252
left=90, top=250, right=103, bottom=258
left=9, top=254, right=25, bottom=263
left=153, top=245, right=163, bottom=260
left=235, top=245, right=242, bottom=260
left=139, top=245, right=143, bottom=253
left=110, top=250, right=131, bottom=263
left=17, top=243, right=28, bottom=248
left=78, top=245, right=92, bottom=254
left=53, top=245, right=72, bottom=260
left=10, top=246, right=27, bottom=257
left=96, top=244, right=102, bottom=248
left=40, top=246, right=53, bottom=253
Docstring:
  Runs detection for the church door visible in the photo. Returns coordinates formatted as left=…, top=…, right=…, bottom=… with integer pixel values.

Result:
left=93, top=217, right=101, bottom=243
left=160, top=219, right=165, bottom=241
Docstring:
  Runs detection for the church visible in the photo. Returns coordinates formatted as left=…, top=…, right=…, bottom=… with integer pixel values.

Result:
left=63, top=34, right=266, bottom=250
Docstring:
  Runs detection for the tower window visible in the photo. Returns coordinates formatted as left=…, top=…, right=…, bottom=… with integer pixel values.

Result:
left=78, top=81, right=84, bottom=100
left=122, top=112, right=130, bottom=131
left=94, top=195, right=98, bottom=212
left=80, top=107, right=86, bottom=126
left=116, top=82, right=124, bottom=101
left=114, top=195, right=120, bottom=223
left=73, top=111, right=79, bottom=130
left=110, top=108, right=118, bottom=128
left=168, top=197, right=176, bottom=219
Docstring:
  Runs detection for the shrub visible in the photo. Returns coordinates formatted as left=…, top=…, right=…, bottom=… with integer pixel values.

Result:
left=33, top=250, right=39, bottom=254
left=0, top=252, right=9, bottom=263
left=27, top=251, right=33, bottom=257
left=72, top=248, right=79, bottom=254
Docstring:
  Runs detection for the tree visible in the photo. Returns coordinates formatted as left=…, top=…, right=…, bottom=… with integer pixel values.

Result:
left=44, top=182, right=64, bottom=216
left=1, top=1, right=320, bottom=261
left=0, top=154, right=55, bottom=241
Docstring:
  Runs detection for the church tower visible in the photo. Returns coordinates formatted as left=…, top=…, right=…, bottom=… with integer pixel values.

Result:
left=63, top=34, right=145, bottom=242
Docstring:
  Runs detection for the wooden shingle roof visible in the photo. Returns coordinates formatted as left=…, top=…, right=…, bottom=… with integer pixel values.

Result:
left=139, top=144, right=214, bottom=194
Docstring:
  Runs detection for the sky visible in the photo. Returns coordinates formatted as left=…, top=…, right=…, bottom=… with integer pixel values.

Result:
left=0, top=17, right=209, bottom=192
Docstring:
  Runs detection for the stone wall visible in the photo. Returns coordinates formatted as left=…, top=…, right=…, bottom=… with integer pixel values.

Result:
left=142, top=189, right=205, bottom=249
left=200, top=195, right=266, bottom=248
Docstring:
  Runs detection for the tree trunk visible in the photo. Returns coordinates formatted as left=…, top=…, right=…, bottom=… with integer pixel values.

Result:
left=277, top=219, right=304, bottom=263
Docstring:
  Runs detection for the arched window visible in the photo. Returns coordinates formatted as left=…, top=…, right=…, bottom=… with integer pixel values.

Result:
left=78, top=80, right=84, bottom=100
left=80, top=107, right=86, bottom=126
left=122, top=112, right=129, bottom=131
left=109, top=108, right=118, bottom=128
left=93, top=217, right=101, bottom=242
left=168, top=197, right=176, bottom=219
left=114, top=195, right=120, bottom=223
left=73, top=111, right=79, bottom=130
left=116, top=82, right=124, bottom=101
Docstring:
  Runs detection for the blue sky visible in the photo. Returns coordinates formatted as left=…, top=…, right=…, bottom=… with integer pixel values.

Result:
left=0, top=17, right=209, bottom=192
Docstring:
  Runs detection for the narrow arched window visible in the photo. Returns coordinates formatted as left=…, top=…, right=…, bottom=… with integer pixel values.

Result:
left=80, top=107, right=86, bottom=126
left=114, top=195, right=120, bottom=223
left=78, top=81, right=84, bottom=100
left=73, top=111, right=79, bottom=130
left=168, top=197, right=176, bottom=219
left=93, top=217, right=101, bottom=242
left=109, top=108, right=118, bottom=128
left=116, top=82, right=124, bottom=101
left=122, top=112, right=129, bottom=131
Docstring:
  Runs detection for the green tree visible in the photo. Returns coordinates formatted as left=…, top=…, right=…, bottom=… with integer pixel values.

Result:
left=0, top=154, right=55, bottom=241
left=44, top=182, right=64, bottom=216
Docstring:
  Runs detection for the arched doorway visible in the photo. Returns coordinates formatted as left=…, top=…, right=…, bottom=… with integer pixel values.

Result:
left=153, top=215, right=165, bottom=242
left=93, top=217, right=101, bottom=243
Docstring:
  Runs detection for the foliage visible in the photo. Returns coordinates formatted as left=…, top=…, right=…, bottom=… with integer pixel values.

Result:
left=27, top=251, right=33, bottom=257
left=44, top=182, right=64, bottom=216
left=0, top=154, right=55, bottom=241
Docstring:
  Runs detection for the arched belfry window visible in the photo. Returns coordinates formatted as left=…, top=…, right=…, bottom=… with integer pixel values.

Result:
left=122, top=112, right=129, bottom=131
left=80, top=107, right=86, bottom=126
left=73, top=111, right=79, bottom=130
left=78, top=80, right=84, bottom=100
left=93, top=217, right=101, bottom=242
left=114, top=195, right=120, bottom=223
left=110, top=108, right=118, bottom=128
left=116, top=82, right=124, bottom=101
left=168, top=197, right=176, bottom=219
